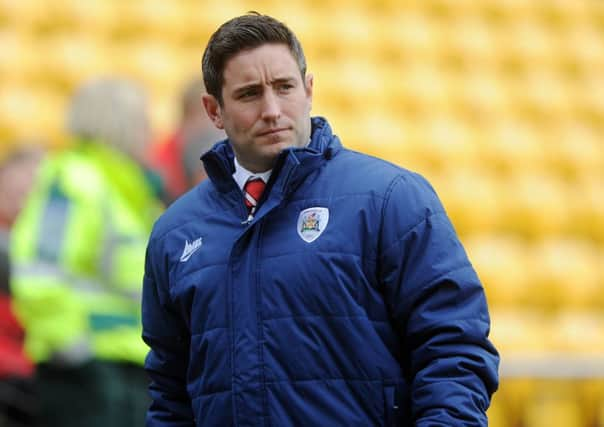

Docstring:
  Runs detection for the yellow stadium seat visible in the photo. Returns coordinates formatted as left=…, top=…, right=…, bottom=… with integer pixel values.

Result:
left=578, top=380, right=604, bottom=427
left=0, top=85, right=66, bottom=145
left=116, top=41, right=190, bottom=94
left=504, top=76, right=564, bottom=124
left=501, top=20, right=557, bottom=66
left=489, top=309, right=552, bottom=357
left=464, top=235, right=531, bottom=308
left=189, top=0, right=249, bottom=32
left=0, top=0, right=46, bottom=29
left=39, top=35, right=112, bottom=92
left=480, top=0, right=536, bottom=20
left=384, top=63, right=452, bottom=116
left=310, top=61, right=362, bottom=115
left=594, top=4, right=604, bottom=32
left=476, top=120, right=545, bottom=173
left=36, top=0, right=116, bottom=36
left=71, top=0, right=117, bottom=35
left=280, top=0, right=361, bottom=11
left=533, top=0, right=590, bottom=28
left=522, top=71, right=571, bottom=122
left=339, top=114, right=447, bottom=182
left=265, top=2, right=315, bottom=54
left=239, top=0, right=283, bottom=11
left=487, top=393, right=509, bottom=427
left=421, top=0, right=479, bottom=19
left=495, top=378, right=536, bottom=427
left=341, top=114, right=410, bottom=164
left=317, top=60, right=386, bottom=114
left=415, top=115, right=478, bottom=170
left=598, top=405, right=604, bottom=427
left=599, top=247, right=604, bottom=285
left=175, top=1, right=218, bottom=46
left=0, top=31, right=39, bottom=84
left=435, top=170, right=503, bottom=236
left=498, top=172, right=571, bottom=241
left=109, top=0, right=189, bottom=40
left=294, top=10, right=338, bottom=61
left=531, top=240, right=603, bottom=311
left=597, top=387, right=604, bottom=427
left=322, top=9, right=376, bottom=59
left=440, top=15, right=497, bottom=67
left=523, top=380, right=585, bottom=427
left=350, top=0, right=423, bottom=13
left=566, top=176, right=604, bottom=243
left=149, top=90, right=178, bottom=141
left=562, top=24, right=604, bottom=71
left=376, top=10, right=442, bottom=61
left=543, top=121, right=604, bottom=179
left=552, top=311, right=604, bottom=355
left=573, top=73, right=604, bottom=123
left=454, top=72, right=509, bottom=122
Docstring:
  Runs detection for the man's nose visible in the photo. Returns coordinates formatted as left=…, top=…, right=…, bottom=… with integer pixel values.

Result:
left=260, top=90, right=281, bottom=120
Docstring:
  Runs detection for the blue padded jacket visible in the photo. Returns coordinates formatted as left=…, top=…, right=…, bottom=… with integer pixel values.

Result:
left=142, top=117, right=499, bottom=426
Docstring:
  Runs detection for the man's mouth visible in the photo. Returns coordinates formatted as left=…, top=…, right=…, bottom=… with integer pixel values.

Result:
left=258, top=128, right=289, bottom=137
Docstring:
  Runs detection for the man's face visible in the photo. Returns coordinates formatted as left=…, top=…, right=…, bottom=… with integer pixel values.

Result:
left=203, top=43, right=313, bottom=173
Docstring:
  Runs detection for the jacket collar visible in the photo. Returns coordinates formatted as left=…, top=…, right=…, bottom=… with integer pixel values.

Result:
left=232, top=156, right=272, bottom=191
left=201, top=116, right=341, bottom=199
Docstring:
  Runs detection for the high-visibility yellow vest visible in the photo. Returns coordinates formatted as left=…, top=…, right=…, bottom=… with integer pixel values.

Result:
left=10, top=140, right=162, bottom=365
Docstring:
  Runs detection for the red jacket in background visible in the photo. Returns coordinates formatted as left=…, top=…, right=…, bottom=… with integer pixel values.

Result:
left=0, top=294, right=33, bottom=378
left=150, top=131, right=187, bottom=203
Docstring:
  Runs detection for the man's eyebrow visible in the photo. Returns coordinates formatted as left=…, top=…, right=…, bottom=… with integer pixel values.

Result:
left=233, top=83, right=262, bottom=95
left=232, top=76, right=297, bottom=96
left=271, top=77, right=297, bottom=84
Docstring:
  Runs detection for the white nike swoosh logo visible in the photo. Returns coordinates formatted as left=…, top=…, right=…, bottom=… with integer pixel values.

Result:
left=180, top=238, right=203, bottom=263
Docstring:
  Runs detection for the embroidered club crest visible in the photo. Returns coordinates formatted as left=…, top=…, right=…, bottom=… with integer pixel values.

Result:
left=297, top=207, right=329, bottom=243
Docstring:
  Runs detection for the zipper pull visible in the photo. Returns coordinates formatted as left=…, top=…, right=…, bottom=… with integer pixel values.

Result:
left=241, top=207, right=256, bottom=225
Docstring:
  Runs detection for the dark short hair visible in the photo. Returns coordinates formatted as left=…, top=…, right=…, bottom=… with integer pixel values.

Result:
left=202, top=12, right=307, bottom=105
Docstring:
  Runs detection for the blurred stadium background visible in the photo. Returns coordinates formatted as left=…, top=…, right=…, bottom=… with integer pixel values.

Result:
left=1, top=0, right=603, bottom=425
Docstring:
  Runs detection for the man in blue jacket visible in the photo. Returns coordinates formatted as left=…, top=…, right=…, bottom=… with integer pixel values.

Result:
left=142, top=12, right=499, bottom=426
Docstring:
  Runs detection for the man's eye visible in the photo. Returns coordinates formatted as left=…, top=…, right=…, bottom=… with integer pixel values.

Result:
left=278, top=83, right=294, bottom=91
left=240, top=89, right=258, bottom=99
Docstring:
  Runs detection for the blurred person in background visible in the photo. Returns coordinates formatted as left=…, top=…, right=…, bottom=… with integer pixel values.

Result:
left=0, top=147, right=42, bottom=427
left=0, top=147, right=44, bottom=232
left=180, top=124, right=226, bottom=189
left=150, top=77, right=221, bottom=204
left=143, top=13, right=499, bottom=426
left=10, top=78, right=163, bottom=427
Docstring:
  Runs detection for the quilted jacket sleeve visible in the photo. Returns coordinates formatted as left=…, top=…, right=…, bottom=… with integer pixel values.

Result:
left=378, top=172, right=499, bottom=426
left=142, top=240, right=194, bottom=426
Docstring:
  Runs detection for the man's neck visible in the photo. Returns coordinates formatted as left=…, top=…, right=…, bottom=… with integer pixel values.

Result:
left=233, top=157, right=272, bottom=191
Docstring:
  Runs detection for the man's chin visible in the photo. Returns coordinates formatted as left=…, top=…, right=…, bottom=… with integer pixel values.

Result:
left=257, top=136, right=293, bottom=150
left=265, top=142, right=290, bottom=156
left=259, top=131, right=291, bottom=144
left=255, top=141, right=291, bottom=161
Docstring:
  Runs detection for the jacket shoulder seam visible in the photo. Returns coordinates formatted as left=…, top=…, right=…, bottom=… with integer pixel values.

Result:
left=379, top=211, right=448, bottom=261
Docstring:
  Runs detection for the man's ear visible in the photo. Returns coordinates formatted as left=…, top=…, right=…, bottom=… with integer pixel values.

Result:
left=305, top=73, right=314, bottom=109
left=202, top=94, right=224, bottom=130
